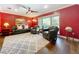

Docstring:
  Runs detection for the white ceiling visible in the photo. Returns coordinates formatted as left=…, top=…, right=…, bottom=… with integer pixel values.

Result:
left=0, top=4, right=72, bottom=17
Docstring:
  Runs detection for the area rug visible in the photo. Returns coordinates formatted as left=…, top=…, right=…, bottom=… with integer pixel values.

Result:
left=0, top=33, right=49, bottom=54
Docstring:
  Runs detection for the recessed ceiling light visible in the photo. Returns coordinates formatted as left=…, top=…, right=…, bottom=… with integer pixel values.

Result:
left=14, top=9, right=18, bottom=12
left=44, top=5, right=48, bottom=9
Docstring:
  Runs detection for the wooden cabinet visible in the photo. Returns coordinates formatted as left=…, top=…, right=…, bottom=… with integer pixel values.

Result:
left=2, top=29, right=10, bottom=36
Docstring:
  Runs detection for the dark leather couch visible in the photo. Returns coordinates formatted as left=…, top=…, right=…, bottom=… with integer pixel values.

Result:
left=42, top=26, right=59, bottom=44
left=12, top=26, right=30, bottom=34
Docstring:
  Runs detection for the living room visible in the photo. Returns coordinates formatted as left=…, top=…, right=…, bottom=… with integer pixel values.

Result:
left=0, top=4, right=79, bottom=54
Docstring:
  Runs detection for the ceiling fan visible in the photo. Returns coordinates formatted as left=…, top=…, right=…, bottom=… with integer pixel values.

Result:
left=26, top=7, right=38, bottom=14
left=17, top=4, right=38, bottom=14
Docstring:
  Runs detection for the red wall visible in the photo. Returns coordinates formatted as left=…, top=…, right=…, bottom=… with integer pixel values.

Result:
left=0, top=14, right=1, bottom=32
left=36, top=5, right=79, bottom=39
left=59, top=5, right=79, bottom=39
left=0, top=12, right=37, bottom=32
left=27, top=18, right=38, bottom=27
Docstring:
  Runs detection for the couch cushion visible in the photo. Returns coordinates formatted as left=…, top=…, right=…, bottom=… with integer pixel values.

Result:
left=17, top=25, right=23, bottom=30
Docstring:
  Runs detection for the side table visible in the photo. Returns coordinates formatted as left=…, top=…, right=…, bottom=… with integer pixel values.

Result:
left=2, top=29, right=10, bottom=36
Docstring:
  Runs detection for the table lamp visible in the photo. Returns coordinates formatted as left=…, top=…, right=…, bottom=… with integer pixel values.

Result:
left=65, top=26, right=73, bottom=40
left=4, top=23, right=9, bottom=28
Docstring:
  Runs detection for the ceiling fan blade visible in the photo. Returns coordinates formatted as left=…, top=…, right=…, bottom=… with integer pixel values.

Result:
left=25, top=7, right=31, bottom=14
left=26, top=11, right=29, bottom=14
left=31, top=10, right=38, bottom=13
left=17, top=5, right=38, bottom=14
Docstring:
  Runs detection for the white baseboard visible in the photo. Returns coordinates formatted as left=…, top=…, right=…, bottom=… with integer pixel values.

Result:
left=59, top=35, right=79, bottom=42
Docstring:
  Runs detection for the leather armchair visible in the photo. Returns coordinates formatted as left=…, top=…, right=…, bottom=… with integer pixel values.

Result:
left=42, top=26, right=59, bottom=44
left=30, top=26, right=40, bottom=34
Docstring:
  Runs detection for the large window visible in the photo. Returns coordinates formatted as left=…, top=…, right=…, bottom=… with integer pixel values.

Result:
left=52, top=16, right=59, bottom=28
left=42, top=17, right=51, bottom=29
left=38, top=17, right=51, bottom=29
left=38, top=15, right=59, bottom=29
left=38, top=18, right=43, bottom=29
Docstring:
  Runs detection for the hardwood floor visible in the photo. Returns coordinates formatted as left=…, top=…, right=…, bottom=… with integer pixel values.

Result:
left=0, top=35, right=79, bottom=54
left=0, top=36, right=4, bottom=49
left=37, top=38, right=79, bottom=54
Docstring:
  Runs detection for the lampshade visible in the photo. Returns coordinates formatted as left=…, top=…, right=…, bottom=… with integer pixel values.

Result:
left=65, top=26, right=72, bottom=32
left=4, top=23, right=9, bottom=28
left=32, top=19, right=37, bottom=22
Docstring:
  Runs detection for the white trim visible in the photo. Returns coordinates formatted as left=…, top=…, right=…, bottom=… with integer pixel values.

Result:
left=59, top=35, right=79, bottom=42
left=52, top=12, right=60, bottom=16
